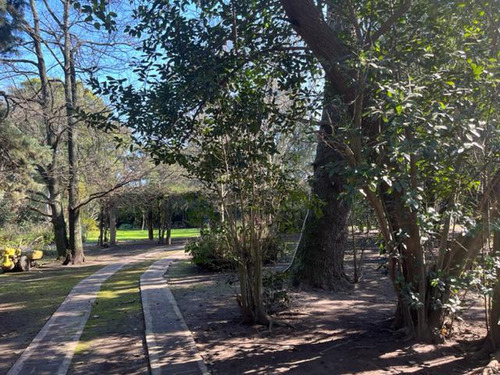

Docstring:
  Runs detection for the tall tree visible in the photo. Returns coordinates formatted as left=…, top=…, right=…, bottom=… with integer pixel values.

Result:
left=95, top=0, right=313, bottom=323
left=1, top=0, right=138, bottom=262
left=279, top=0, right=499, bottom=340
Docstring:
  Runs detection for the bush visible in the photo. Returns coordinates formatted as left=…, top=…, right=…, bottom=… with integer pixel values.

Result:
left=118, top=223, right=135, bottom=230
left=185, top=225, right=285, bottom=271
left=0, top=223, right=53, bottom=248
left=81, top=217, right=98, bottom=243
left=262, top=235, right=285, bottom=264
left=263, top=271, right=290, bottom=313
left=185, top=227, right=236, bottom=271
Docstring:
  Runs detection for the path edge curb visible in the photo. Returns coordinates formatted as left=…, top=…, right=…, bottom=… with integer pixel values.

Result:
left=141, top=256, right=209, bottom=375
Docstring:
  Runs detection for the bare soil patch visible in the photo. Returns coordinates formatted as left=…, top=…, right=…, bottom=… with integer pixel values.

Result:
left=169, top=239, right=488, bottom=375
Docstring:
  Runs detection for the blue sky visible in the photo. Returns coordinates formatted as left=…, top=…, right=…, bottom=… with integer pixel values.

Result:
left=0, top=0, right=141, bottom=94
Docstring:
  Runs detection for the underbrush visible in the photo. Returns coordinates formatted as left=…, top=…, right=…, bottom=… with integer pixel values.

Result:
left=0, top=223, right=53, bottom=249
left=185, top=227, right=285, bottom=272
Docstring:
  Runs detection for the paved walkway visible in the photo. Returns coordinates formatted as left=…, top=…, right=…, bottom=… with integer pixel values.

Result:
left=7, top=262, right=127, bottom=375
left=141, top=256, right=209, bottom=375
left=7, top=245, right=193, bottom=375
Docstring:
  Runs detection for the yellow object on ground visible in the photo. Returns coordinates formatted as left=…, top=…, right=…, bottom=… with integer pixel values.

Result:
left=27, top=250, right=43, bottom=261
left=2, top=254, right=15, bottom=271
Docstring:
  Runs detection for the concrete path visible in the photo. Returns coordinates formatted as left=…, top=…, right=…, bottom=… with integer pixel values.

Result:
left=7, top=245, right=185, bottom=375
left=141, top=256, right=209, bottom=375
left=7, top=262, right=127, bottom=375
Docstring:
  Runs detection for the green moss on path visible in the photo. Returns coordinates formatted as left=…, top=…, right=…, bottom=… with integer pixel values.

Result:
left=70, top=260, right=158, bottom=374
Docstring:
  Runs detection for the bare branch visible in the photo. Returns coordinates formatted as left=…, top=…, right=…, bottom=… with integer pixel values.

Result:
left=27, top=204, right=52, bottom=218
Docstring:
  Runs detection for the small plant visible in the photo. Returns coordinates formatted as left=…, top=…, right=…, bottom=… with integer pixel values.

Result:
left=263, top=271, right=290, bottom=313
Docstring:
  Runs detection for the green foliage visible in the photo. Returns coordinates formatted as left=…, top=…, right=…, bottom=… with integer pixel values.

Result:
left=263, top=271, right=290, bottom=313
left=0, top=223, right=53, bottom=248
left=185, top=223, right=285, bottom=271
left=185, top=227, right=235, bottom=271
left=0, top=0, right=25, bottom=53
left=118, top=223, right=135, bottom=230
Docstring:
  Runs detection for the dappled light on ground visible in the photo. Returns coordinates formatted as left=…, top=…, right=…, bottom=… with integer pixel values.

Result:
left=169, top=248, right=488, bottom=374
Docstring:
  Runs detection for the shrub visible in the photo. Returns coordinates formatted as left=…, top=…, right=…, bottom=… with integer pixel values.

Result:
left=185, top=225, right=285, bottom=271
left=185, top=227, right=236, bottom=271
left=0, top=223, right=53, bottom=247
left=118, top=223, right=135, bottom=230
left=263, top=271, right=290, bottom=313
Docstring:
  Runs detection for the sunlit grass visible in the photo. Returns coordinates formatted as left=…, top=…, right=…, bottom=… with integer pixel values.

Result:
left=73, top=260, right=157, bottom=356
left=0, top=264, right=103, bottom=372
left=85, top=228, right=200, bottom=243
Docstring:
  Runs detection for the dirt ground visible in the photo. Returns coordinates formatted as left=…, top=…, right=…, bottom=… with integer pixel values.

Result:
left=1, top=237, right=492, bottom=375
left=168, top=238, right=490, bottom=375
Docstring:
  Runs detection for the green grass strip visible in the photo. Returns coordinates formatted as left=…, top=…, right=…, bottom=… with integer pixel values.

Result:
left=85, top=228, right=200, bottom=243
left=73, top=260, right=156, bottom=357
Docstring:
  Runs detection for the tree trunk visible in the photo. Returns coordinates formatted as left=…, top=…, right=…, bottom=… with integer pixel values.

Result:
left=28, top=0, right=69, bottom=258
left=51, top=200, right=68, bottom=258
left=289, top=89, right=351, bottom=290
left=46, top=175, right=68, bottom=258
left=486, top=231, right=500, bottom=351
left=98, top=205, right=104, bottom=247
left=158, top=197, right=165, bottom=244
left=165, top=198, right=173, bottom=245
left=147, top=206, right=154, bottom=240
left=63, top=0, right=84, bottom=264
left=109, top=203, right=117, bottom=246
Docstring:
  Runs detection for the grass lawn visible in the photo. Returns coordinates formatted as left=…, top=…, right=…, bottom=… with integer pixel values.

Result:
left=85, top=228, right=200, bottom=243
left=0, top=264, right=103, bottom=374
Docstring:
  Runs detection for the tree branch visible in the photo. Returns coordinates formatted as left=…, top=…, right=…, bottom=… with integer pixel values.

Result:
left=27, top=204, right=52, bottom=218
left=75, top=178, right=138, bottom=210
left=367, top=0, right=412, bottom=46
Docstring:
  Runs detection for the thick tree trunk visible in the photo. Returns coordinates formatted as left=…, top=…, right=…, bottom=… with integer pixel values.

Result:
left=290, top=89, right=351, bottom=290
left=109, top=203, right=117, bottom=246
left=29, top=0, right=69, bottom=258
left=147, top=207, right=154, bottom=240
left=51, top=200, right=68, bottom=258
left=290, top=138, right=351, bottom=290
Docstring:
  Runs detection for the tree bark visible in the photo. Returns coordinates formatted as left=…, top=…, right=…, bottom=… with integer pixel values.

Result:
left=290, top=93, right=351, bottom=290
left=63, top=0, right=84, bottom=264
left=165, top=198, right=173, bottom=245
left=158, top=197, right=165, bottom=244
left=28, top=0, right=69, bottom=258
left=50, top=198, right=68, bottom=258
left=147, top=206, right=154, bottom=240
left=109, top=202, right=117, bottom=246
left=98, top=204, right=105, bottom=247
left=486, top=231, right=500, bottom=351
